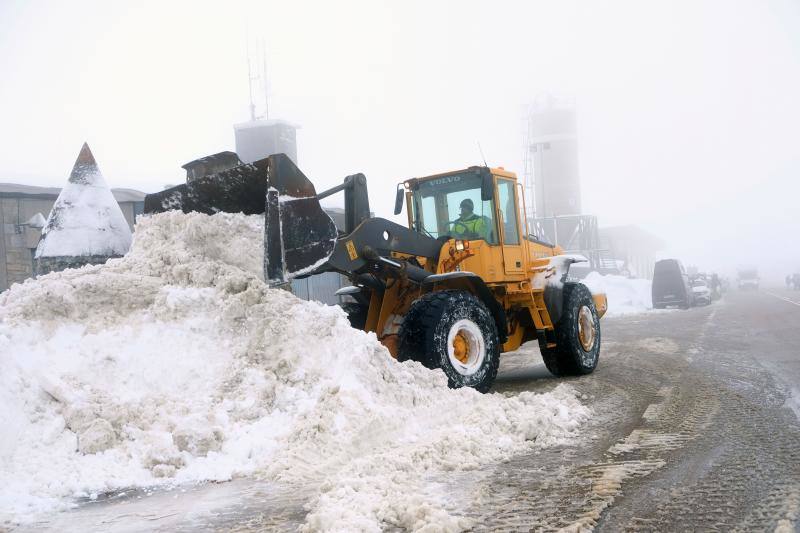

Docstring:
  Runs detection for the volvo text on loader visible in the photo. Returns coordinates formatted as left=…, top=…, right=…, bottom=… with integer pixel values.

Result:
left=144, top=153, right=607, bottom=392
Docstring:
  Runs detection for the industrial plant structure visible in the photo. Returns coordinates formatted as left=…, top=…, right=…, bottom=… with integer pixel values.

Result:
left=523, top=96, right=662, bottom=277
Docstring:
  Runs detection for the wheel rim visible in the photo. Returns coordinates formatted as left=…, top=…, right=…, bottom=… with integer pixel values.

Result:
left=577, top=305, right=596, bottom=352
left=446, top=319, right=486, bottom=376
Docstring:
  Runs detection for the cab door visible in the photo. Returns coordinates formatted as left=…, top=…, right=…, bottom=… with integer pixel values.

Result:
left=496, top=177, right=525, bottom=275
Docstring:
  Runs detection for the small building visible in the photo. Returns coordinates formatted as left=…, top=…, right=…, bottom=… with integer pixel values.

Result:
left=234, top=119, right=298, bottom=165
left=0, top=183, right=145, bottom=291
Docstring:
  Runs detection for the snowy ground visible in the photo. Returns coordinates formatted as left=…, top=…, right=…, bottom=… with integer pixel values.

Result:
left=0, top=212, right=593, bottom=531
left=582, top=271, right=653, bottom=316
left=12, top=290, right=800, bottom=532
left=4, top=215, right=798, bottom=531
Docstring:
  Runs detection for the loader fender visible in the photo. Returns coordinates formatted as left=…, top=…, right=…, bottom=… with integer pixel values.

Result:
left=541, top=255, right=588, bottom=325
left=546, top=281, right=607, bottom=323
left=422, top=272, right=508, bottom=344
left=544, top=281, right=577, bottom=325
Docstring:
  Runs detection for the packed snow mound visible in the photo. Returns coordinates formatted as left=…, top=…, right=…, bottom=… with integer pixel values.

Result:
left=35, top=143, right=132, bottom=259
left=582, top=271, right=652, bottom=315
left=1, top=211, right=591, bottom=530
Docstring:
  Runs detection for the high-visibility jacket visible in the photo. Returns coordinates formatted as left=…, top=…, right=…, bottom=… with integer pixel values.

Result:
left=453, top=214, right=489, bottom=239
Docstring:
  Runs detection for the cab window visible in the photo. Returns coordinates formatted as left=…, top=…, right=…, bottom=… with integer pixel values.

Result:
left=411, top=172, right=498, bottom=244
left=497, top=179, right=520, bottom=245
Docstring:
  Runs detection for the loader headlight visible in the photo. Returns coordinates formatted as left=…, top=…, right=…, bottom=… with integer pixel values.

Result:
left=455, top=240, right=468, bottom=251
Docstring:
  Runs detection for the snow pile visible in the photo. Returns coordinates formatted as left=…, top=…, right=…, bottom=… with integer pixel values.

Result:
left=35, top=142, right=132, bottom=259
left=582, top=271, right=652, bottom=315
left=1, top=211, right=590, bottom=530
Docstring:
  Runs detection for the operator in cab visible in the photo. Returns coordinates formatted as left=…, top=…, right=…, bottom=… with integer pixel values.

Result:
left=452, top=198, right=490, bottom=241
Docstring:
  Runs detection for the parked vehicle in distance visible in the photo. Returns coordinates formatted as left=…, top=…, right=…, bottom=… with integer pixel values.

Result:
left=652, top=259, right=693, bottom=309
left=691, top=279, right=712, bottom=306
left=737, top=268, right=759, bottom=290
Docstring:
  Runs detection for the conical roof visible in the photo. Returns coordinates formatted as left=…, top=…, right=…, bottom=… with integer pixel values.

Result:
left=35, top=143, right=132, bottom=259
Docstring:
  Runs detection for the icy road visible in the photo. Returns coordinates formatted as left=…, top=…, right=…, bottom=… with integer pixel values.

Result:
left=16, top=288, right=800, bottom=532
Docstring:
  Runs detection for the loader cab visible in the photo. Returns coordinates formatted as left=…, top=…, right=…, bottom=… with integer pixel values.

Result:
left=404, top=167, right=522, bottom=240
left=403, top=166, right=526, bottom=277
left=405, top=168, right=497, bottom=243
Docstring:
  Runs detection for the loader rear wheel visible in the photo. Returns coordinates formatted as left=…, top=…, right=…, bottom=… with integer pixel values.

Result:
left=541, top=283, right=601, bottom=377
left=398, top=290, right=500, bottom=393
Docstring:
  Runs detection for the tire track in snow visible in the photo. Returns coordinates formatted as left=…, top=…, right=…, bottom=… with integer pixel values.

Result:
left=465, top=307, right=721, bottom=532
left=562, top=377, right=719, bottom=532
left=557, top=308, right=722, bottom=531
left=619, top=297, right=800, bottom=532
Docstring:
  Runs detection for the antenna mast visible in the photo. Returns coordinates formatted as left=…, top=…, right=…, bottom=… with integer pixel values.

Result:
left=245, top=30, right=270, bottom=121
left=261, top=38, right=270, bottom=120
left=477, top=141, right=488, bottom=167
left=246, top=28, right=256, bottom=121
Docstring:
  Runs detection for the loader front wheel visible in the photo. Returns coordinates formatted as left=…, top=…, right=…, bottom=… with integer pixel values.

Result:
left=541, top=283, right=601, bottom=377
left=398, top=291, right=500, bottom=393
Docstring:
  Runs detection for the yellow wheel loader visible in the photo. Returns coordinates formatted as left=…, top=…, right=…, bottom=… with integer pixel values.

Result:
left=145, top=153, right=607, bottom=392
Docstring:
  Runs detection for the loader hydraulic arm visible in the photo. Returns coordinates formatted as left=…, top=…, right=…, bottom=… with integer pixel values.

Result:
left=316, top=173, right=371, bottom=234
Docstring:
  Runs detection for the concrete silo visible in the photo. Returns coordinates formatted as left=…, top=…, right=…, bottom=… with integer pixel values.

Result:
left=525, top=95, right=582, bottom=219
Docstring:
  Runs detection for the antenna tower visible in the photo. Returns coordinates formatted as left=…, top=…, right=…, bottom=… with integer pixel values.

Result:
left=245, top=32, right=270, bottom=121
left=522, top=105, right=536, bottom=221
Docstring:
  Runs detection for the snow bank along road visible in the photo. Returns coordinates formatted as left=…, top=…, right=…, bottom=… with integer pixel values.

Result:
left=20, top=286, right=800, bottom=532
left=1, top=212, right=591, bottom=532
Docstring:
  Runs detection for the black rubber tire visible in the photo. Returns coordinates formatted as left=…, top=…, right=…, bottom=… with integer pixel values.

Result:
left=541, top=283, right=601, bottom=377
left=398, top=290, right=500, bottom=393
left=340, top=302, right=368, bottom=330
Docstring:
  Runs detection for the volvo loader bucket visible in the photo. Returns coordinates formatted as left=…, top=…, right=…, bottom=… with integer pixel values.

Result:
left=144, top=153, right=338, bottom=285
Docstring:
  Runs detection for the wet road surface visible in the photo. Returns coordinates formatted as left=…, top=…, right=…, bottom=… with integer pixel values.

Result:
left=480, top=287, right=800, bottom=532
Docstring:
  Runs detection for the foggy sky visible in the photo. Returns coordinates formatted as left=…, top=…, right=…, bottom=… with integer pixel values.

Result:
left=1, top=0, right=799, bottom=281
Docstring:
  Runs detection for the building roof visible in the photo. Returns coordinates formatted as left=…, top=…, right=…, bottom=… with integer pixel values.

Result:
left=0, top=182, right=146, bottom=202
left=35, top=142, right=132, bottom=259
left=233, top=118, right=300, bottom=130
